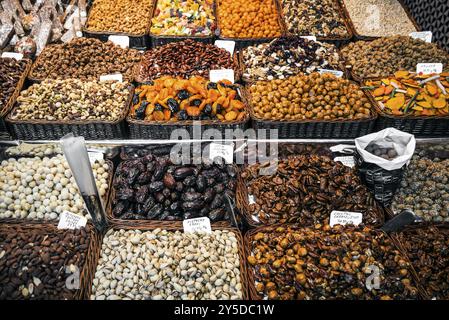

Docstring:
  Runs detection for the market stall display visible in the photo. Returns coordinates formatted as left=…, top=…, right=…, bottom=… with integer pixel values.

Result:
left=341, top=0, right=418, bottom=38
left=135, top=39, right=237, bottom=83
left=238, top=155, right=384, bottom=227
left=150, top=0, right=215, bottom=46
left=246, top=73, right=376, bottom=138
left=0, top=223, right=95, bottom=300
left=0, top=155, right=111, bottom=221
left=89, top=225, right=246, bottom=300
left=245, top=224, right=421, bottom=300
left=83, top=0, right=153, bottom=48
left=28, top=37, right=141, bottom=82
left=6, top=79, right=133, bottom=140
left=109, top=154, right=238, bottom=223
left=241, top=37, right=344, bottom=82
left=341, top=36, right=449, bottom=80
left=280, top=0, right=351, bottom=40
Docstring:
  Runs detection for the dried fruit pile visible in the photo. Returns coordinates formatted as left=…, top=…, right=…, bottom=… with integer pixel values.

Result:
left=364, top=71, right=449, bottom=116
left=241, top=155, right=382, bottom=226
left=129, top=76, right=246, bottom=122
left=112, top=155, right=238, bottom=222
left=0, top=58, right=28, bottom=114
left=151, top=0, right=215, bottom=36
left=247, top=225, right=420, bottom=300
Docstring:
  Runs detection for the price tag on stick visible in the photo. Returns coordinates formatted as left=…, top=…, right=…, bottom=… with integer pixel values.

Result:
left=318, top=69, right=344, bottom=78
left=330, top=211, right=363, bottom=227
left=301, top=36, right=317, bottom=41
left=334, top=156, right=355, bottom=168
left=410, top=31, right=432, bottom=43
left=99, top=73, right=123, bottom=82
left=58, top=211, right=87, bottom=230
left=209, top=142, right=234, bottom=164
left=416, top=63, right=443, bottom=75
left=209, top=69, right=234, bottom=83
left=108, top=35, right=129, bottom=48
left=1, top=52, right=23, bottom=60
left=183, top=217, right=212, bottom=234
left=214, top=40, right=235, bottom=55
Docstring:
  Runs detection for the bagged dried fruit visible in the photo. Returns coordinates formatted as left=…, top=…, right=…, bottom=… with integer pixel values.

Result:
left=129, top=76, right=247, bottom=122
left=151, top=0, right=215, bottom=36
left=364, top=71, right=449, bottom=116
left=250, top=73, right=373, bottom=121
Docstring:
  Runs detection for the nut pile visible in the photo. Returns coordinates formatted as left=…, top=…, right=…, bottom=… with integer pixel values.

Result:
left=86, top=0, right=153, bottom=35
left=281, top=0, right=350, bottom=37
left=242, top=37, right=343, bottom=82
left=365, top=142, right=398, bottom=160
left=0, top=58, right=28, bottom=113
left=0, top=155, right=110, bottom=221
left=91, top=228, right=243, bottom=300
left=396, top=226, right=449, bottom=300
left=247, top=225, right=420, bottom=300
left=392, top=154, right=449, bottom=222
left=5, top=144, right=62, bottom=158
left=0, top=224, right=92, bottom=300
left=249, top=73, right=373, bottom=121
left=364, top=71, right=449, bottom=116
left=241, top=155, right=382, bottom=226
left=130, top=76, right=246, bottom=122
left=10, top=79, right=130, bottom=122
left=112, top=155, right=237, bottom=222
left=341, top=36, right=449, bottom=79
left=29, top=38, right=141, bottom=81
left=137, top=40, right=235, bottom=82
left=342, top=0, right=416, bottom=37
left=151, top=0, right=215, bottom=36
left=217, top=0, right=282, bottom=39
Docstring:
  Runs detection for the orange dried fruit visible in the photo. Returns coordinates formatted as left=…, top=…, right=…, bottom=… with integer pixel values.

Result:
left=385, top=96, right=405, bottom=110
left=433, top=97, right=447, bottom=108
left=373, top=87, right=385, bottom=97
left=186, top=107, right=200, bottom=117
left=406, top=88, right=417, bottom=96
left=426, top=84, right=438, bottom=96
left=225, top=111, right=238, bottom=121
left=145, top=104, right=154, bottom=116
left=153, top=110, right=165, bottom=121
left=384, top=86, right=394, bottom=95
left=418, top=101, right=432, bottom=108
left=163, top=109, right=171, bottom=120
left=394, top=71, right=409, bottom=78
left=230, top=100, right=245, bottom=110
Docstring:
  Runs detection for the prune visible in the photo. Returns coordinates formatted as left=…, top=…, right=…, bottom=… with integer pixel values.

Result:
left=202, top=168, right=219, bottom=178
left=183, top=211, right=199, bottom=219
left=204, top=189, right=215, bottom=203
left=171, top=192, right=179, bottom=201
left=200, top=206, right=210, bottom=217
left=207, top=82, right=218, bottom=90
left=132, top=93, right=140, bottom=105
left=159, top=211, right=171, bottom=220
left=147, top=203, right=163, bottom=219
left=164, top=199, right=172, bottom=207
left=146, top=161, right=155, bottom=172
left=176, top=182, right=184, bottom=192
left=214, top=183, right=225, bottom=194
left=162, top=188, right=171, bottom=198
left=112, top=201, right=127, bottom=217
left=183, top=176, right=196, bottom=187
left=203, top=104, right=212, bottom=114
left=190, top=99, right=202, bottom=107
left=170, top=201, right=181, bottom=213
left=209, top=208, right=226, bottom=222
left=126, top=167, right=140, bottom=184
left=154, top=103, right=164, bottom=111
left=163, top=173, right=176, bottom=189
left=135, top=185, right=149, bottom=203
left=182, top=200, right=204, bottom=211
left=154, top=192, right=165, bottom=203
left=135, top=101, right=148, bottom=119
left=137, top=172, right=151, bottom=184
left=116, top=188, right=134, bottom=201
left=177, top=90, right=191, bottom=100
left=182, top=192, right=202, bottom=202
left=174, top=167, right=195, bottom=180
left=210, top=194, right=223, bottom=209
left=178, top=110, right=188, bottom=120
left=149, top=181, right=164, bottom=193
left=196, top=175, right=206, bottom=192
left=167, top=98, right=179, bottom=113
left=142, top=196, right=155, bottom=213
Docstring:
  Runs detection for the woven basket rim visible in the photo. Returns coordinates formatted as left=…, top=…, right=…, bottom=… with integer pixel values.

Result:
left=6, top=83, right=134, bottom=126
left=83, top=0, right=154, bottom=37
left=279, top=0, right=353, bottom=41
left=0, top=58, right=32, bottom=118
left=84, top=222, right=249, bottom=300
left=215, top=0, right=287, bottom=41
left=244, top=78, right=378, bottom=124
left=338, top=0, right=421, bottom=40
left=236, top=156, right=386, bottom=229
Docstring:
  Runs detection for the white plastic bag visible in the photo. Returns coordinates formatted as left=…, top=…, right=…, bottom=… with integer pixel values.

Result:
left=355, top=128, right=416, bottom=171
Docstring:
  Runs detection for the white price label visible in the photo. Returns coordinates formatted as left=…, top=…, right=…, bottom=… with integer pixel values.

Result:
left=330, top=211, right=363, bottom=227
left=99, top=73, right=123, bottom=82
left=248, top=194, right=256, bottom=205
left=209, top=69, right=234, bottom=83
left=209, top=142, right=234, bottom=164
left=329, top=144, right=355, bottom=153
left=88, top=152, right=104, bottom=163
left=416, top=63, right=443, bottom=75
left=108, top=35, right=129, bottom=48
left=58, top=211, right=87, bottom=230
left=301, top=36, right=317, bottom=41
left=334, top=156, right=355, bottom=168
left=410, top=31, right=432, bottom=43
left=214, top=40, right=235, bottom=56
left=318, top=69, right=344, bottom=78
left=183, top=217, right=212, bottom=234
left=1, top=52, right=23, bottom=60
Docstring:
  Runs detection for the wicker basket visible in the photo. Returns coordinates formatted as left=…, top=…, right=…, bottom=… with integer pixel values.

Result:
left=0, top=159, right=114, bottom=225
left=236, top=169, right=385, bottom=228
left=215, top=0, right=287, bottom=49
left=82, top=0, right=154, bottom=49
left=83, top=221, right=249, bottom=300
left=279, top=0, right=354, bottom=47
left=0, top=222, right=100, bottom=300
left=126, top=85, right=250, bottom=139
left=390, top=223, right=449, bottom=300
left=0, top=58, right=32, bottom=137
left=5, top=85, right=134, bottom=140
left=339, top=0, right=421, bottom=41
left=149, top=0, right=216, bottom=47
left=364, top=88, right=449, bottom=137
left=244, top=82, right=377, bottom=139
left=106, top=159, right=240, bottom=227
